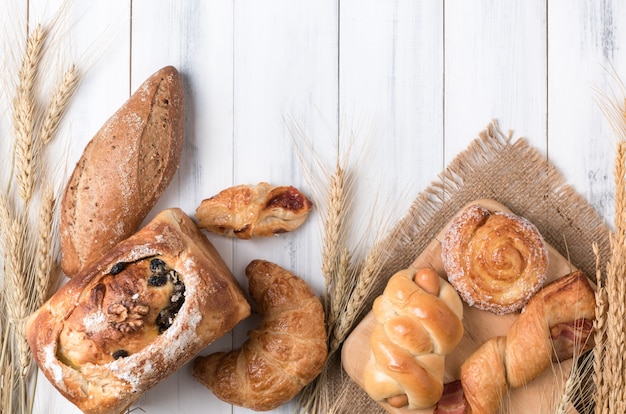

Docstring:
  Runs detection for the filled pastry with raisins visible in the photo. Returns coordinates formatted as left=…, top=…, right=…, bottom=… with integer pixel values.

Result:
left=26, top=208, right=251, bottom=414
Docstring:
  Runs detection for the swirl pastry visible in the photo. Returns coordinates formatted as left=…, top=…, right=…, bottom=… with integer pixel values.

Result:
left=362, top=267, right=464, bottom=409
left=26, top=208, right=251, bottom=414
left=441, top=204, right=548, bottom=314
left=195, top=182, right=313, bottom=239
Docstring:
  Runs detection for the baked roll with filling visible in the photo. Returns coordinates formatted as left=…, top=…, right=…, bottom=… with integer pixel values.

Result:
left=26, top=208, right=251, bottom=414
left=441, top=204, right=549, bottom=314
left=195, top=182, right=313, bottom=239
left=362, top=267, right=464, bottom=409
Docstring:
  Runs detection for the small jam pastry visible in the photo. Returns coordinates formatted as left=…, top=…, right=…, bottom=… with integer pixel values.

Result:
left=441, top=204, right=549, bottom=314
left=195, top=182, right=313, bottom=239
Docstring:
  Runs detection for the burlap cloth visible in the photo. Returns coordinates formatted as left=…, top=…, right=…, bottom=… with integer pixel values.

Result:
left=315, top=122, right=611, bottom=413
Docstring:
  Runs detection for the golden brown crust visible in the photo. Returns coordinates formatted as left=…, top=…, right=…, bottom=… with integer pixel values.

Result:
left=460, top=271, right=596, bottom=413
left=192, top=259, right=327, bottom=411
left=460, top=337, right=507, bottom=414
left=504, top=270, right=595, bottom=387
left=60, top=66, right=185, bottom=277
left=195, top=182, right=313, bottom=239
left=27, top=208, right=250, bottom=414
left=362, top=267, right=463, bottom=409
left=441, top=204, right=549, bottom=314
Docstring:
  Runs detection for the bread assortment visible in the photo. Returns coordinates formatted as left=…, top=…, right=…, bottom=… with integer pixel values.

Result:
left=193, top=259, right=327, bottom=411
left=195, top=182, right=313, bottom=239
left=26, top=208, right=251, bottom=414
left=343, top=200, right=598, bottom=414
left=60, top=66, right=185, bottom=277
left=441, top=204, right=549, bottom=315
left=362, top=267, right=463, bottom=409
left=24, top=62, right=596, bottom=414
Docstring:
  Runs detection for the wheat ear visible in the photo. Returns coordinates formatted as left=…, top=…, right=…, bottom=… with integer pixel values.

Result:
left=322, top=163, right=347, bottom=288
left=593, top=77, right=626, bottom=413
left=12, top=24, right=46, bottom=203
left=329, top=240, right=385, bottom=354
left=34, top=186, right=58, bottom=308
left=36, top=64, right=79, bottom=151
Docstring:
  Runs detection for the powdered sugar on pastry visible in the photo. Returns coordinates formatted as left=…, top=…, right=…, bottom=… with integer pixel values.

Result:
left=441, top=204, right=548, bottom=314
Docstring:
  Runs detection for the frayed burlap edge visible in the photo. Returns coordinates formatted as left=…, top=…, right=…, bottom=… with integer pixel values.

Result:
left=304, top=120, right=610, bottom=414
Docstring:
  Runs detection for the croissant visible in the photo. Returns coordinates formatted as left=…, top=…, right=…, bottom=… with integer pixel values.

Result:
left=459, top=270, right=596, bottom=413
left=192, top=259, right=327, bottom=411
left=362, top=267, right=464, bottom=409
left=441, top=204, right=549, bottom=314
left=26, top=208, right=250, bottom=414
left=195, top=182, right=313, bottom=239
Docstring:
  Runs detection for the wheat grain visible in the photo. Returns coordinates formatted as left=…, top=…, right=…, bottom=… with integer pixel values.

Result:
left=13, top=24, right=46, bottom=203
left=36, top=64, right=79, bottom=151
left=322, top=163, right=347, bottom=288
left=592, top=243, right=609, bottom=414
left=34, top=186, right=57, bottom=309
left=328, top=247, right=351, bottom=330
left=329, top=239, right=386, bottom=354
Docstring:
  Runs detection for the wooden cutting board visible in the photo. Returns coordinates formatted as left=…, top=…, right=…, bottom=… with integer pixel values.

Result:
left=342, top=199, right=583, bottom=414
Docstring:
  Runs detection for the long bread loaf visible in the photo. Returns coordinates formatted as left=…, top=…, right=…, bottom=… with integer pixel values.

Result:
left=61, top=66, right=185, bottom=277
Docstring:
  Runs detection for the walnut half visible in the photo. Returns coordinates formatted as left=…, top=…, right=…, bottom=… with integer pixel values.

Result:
left=107, top=300, right=150, bottom=333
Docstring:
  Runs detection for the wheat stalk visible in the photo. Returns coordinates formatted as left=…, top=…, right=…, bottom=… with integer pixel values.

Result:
left=12, top=24, right=46, bottom=204
left=321, top=163, right=348, bottom=289
left=0, top=11, right=81, bottom=412
left=33, top=64, right=79, bottom=171
left=34, top=186, right=58, bottom=308
left=592, top=73, right=626, bottom=414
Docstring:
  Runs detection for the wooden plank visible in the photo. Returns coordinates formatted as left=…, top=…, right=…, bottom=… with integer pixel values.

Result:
left=547, top=0, right=626, bottom=225
left=31, top=0, right=131, bottom=176
left=231, top=0, right=338, bottom=288
left=230, top=1, right=338, bottom=412
left=338, top=0, right=444, bottom=279
left=444, top=0, right=548, bottom=162
left=130, top=1, right=236, bottom=412
left=25, top=1, right=131, bottom=413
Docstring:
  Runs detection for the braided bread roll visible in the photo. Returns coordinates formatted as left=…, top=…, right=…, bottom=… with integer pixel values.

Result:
left=193, top=260, right=327, bottom=411
left=363, top=267, right=464, bottom=409
left=441, top=204, right=549, bottom=314
left=460, top=270, right=595, bottom=413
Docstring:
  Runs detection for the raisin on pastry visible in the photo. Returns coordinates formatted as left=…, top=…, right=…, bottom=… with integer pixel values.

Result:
left=27, top=208, right=250, bottom=414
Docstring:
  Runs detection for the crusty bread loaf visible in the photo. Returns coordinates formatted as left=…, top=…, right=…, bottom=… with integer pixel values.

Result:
left=27, top=208, right=250, bottom=414
left=60, top=66, right=185, bottom=277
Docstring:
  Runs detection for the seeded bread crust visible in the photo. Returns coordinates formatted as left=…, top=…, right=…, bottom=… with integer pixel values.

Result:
left=60, top=66, right=185, bottom=277
left=27, top=208, right=251, bottom=414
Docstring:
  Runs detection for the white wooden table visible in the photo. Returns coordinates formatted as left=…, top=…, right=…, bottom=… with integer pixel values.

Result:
left=6, top=1, right=623, bottom=413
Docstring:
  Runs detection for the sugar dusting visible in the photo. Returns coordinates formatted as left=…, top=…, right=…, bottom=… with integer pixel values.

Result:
left=82, top=310, right=107, bottom=333
left=106, top=256, right=204, bottom=392
left=441, top=204, right=549, bottom=314
left=43, top=344, right=66, bottom=390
